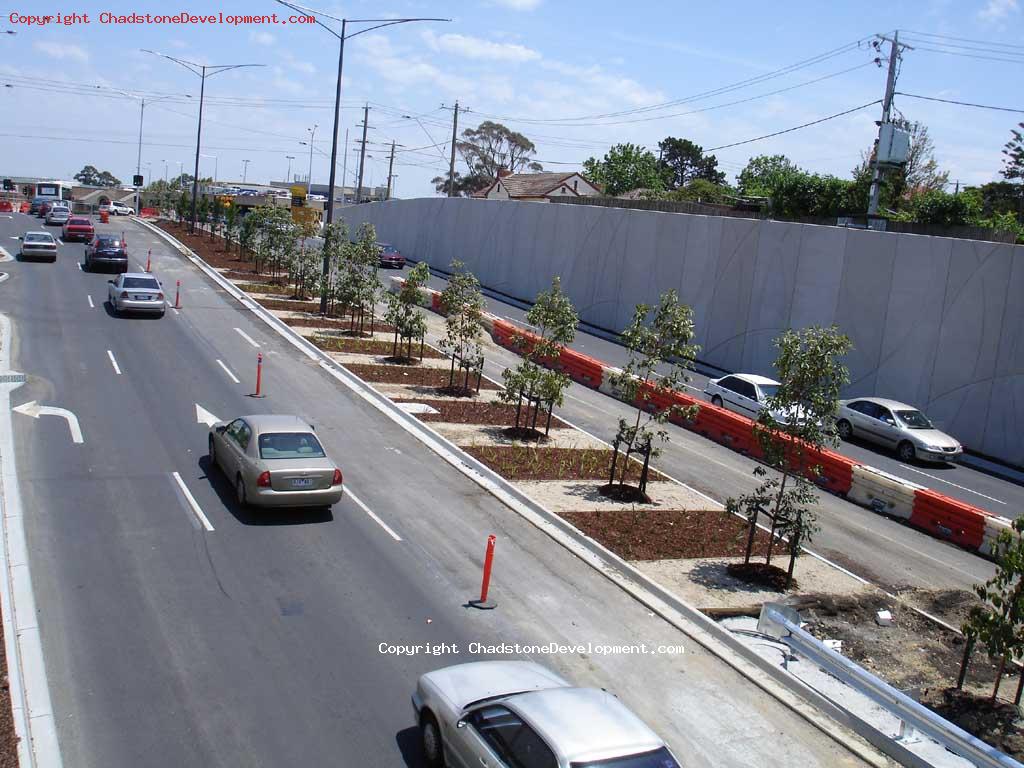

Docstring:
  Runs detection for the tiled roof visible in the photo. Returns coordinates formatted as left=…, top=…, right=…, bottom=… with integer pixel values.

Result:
left=496, top=172, right=578, bottom=197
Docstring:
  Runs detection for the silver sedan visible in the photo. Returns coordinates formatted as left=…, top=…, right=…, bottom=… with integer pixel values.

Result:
left=208, top=414, right=344, bottom=508
left=413, top=661, right=680, bottom=768
left=19, top=231, right=57, bottom=261
left=836, top=397, right=962, bottom=463
left=107, top=273, right=166, bottom=316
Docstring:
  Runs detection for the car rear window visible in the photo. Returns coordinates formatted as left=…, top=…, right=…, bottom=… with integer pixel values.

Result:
left=572, top=747, right=681, bottom=768
left=97, top=237, right=122, bottom=247
left=258, top=432, right=326, bottom=460
left=123, top=277, right=160, bottom=289
left=25, top=234, right=54, bottom=243
left=68, top=218, right=90, bottom=226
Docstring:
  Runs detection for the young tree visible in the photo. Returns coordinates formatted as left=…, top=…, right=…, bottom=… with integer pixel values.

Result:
left=384, top=262, right=430, bottom=362
left=438, top=260, right=486, bottom=395
left=726, top=326, right=852, bottom=589
left=288, top=218, right=321, bottom=299
left=1002, top=122, right=1024, bottom=182
left=317, top=221, right=350, bottom=315
left=499, top=277, right=579, bottom=436
left=606, top=291, right=699, bottom=497
left=238, top=210, right=260, bottom=264
left=960, top=516, right=1024, bottom=704
left=223, top=204, right=239, bottom=256
left=175, top=191, right=190, bottom=224
left=196, top=196, right=210, bottom=233
left=335, top=223, right=381, bottom=334
left=583, top=144, right=665, bottom=197
left=258, top=207, right=297, bottom=280
left=209, top=196, right=224, bottom=242
left=657, top=137, right=725, bottom=188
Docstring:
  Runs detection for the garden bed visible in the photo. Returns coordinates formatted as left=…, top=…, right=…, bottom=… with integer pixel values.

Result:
left=463, top=446, right=665, bottom=483
left=395, top=399, right=571, bottom=428
left=562, top=509, right=785, bottom=561
left=342, top=363, right=501, bottom=389
left=310, top=336, right=443, bottom=357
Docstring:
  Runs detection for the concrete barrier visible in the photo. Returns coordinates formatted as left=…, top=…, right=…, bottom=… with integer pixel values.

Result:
left=847, top=466, right=920, bottom=520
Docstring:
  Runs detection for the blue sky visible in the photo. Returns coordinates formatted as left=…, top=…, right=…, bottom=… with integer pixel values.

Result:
left=1, top=0, right=1022, bottom=196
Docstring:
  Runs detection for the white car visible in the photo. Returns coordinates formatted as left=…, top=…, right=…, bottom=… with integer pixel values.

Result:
left=704, top=373, right=780, bottom=420
left=836, top=397, right=962, bottom=463
left=110, top=201, right=135, bottom=216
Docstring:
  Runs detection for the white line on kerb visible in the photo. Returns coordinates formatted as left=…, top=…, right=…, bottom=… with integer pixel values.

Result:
left=902, top=466, right=1006, bottom=505
left=216, top=359, right=240, bottom=384
left=344, top=487, right=402, bottom=541
left=87, top=295, right=94, bottom=308
left=234, top=327, right=260, bottom=348
left=106, top=350, right=122, bottom=375
left=171, top=472, right=215, bottom=531
left=57, top=238, right=65, bottom=246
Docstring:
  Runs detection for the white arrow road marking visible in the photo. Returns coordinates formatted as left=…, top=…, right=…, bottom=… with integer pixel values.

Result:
left=195, top=403, right=220, bottom=427
left=12, top=401, right=84, bottom=444
left=171, top=472, right=214, bottom=531
left=216, top=359, right=240, bottom=384
left=0, top=246, right=11, bottom=262
left=107, top=350, right=121, bottom=375
left=234, top=328, right=260, bottom=348
left=344, top=487, right=401, bottom=541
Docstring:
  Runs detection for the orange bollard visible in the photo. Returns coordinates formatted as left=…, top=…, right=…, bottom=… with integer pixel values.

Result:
left=251, top=353, right=266, bottom=398
left=145, top=249, right=151, bottom=272
left=174, top=280, right=181, bottom=309
left=470, top=535, right=497, bottom=609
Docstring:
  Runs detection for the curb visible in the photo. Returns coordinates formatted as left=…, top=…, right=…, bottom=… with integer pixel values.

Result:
left=0, top=314, right=62, bottom=768
left=139, top=219, right=908, bottom=768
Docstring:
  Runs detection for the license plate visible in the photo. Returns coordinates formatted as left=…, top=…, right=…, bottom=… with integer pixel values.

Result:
left=290, top=478, right=315, bottom=488
left=134, top=295, right=150, bottom=301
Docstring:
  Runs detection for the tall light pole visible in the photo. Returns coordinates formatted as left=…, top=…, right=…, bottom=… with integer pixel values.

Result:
left=200, top=153, right=218, bottom=184
left=306, top=123, right=318, bottom=192
left=162, top=160, right=168, bottom=184
left=285, top=155, right=296, bottom=183
left=142, top=49, right=264, bottom=233
left=176, top=162, right=183, bottom=188
left=242, top=159, right=251, bottom=183
left=273, top=0, right=449, bottom=315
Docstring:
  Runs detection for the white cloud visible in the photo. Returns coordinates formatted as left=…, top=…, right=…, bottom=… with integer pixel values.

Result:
left=492, top=0, right=543, bottom=9
left=33, top=41, right=88, bottom=62
left=423, top=31, right=541, bottom=62
left=169, top=39, right=188, bottom=49
left=282, top=51, right=315, bottom=74
left=354, top=35, right=475, bottom=95
left=978, top=0, right=1019, bottom=20
left=250, top=30, right=275, bottom=46
left=541, top=60, right=665, bottom=108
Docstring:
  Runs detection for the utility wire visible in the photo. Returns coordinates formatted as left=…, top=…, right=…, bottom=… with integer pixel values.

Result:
left=910, top=45, right=1024, bottom=65
left=896, top=92, right=1024, bottom=114
left=705, top=100, right=881, bottom=152
left=900, top=29, right=1024, bottom=50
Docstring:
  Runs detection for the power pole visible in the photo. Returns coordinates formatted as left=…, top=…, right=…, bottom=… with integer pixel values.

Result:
left=355, top=103, right=370, bottom=203
left=386, top=140, right=397, bottom=200
left=447, top=100, right=460, bottom=197
left=867, top=32, right=910, bottom=216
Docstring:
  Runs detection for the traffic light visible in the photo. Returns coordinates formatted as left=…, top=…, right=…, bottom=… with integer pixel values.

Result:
left=2, top=179, right=12, bottom=191
left=133, top=174, right=143, bottom=187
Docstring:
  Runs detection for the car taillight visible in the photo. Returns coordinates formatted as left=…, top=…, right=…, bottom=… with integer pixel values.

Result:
left=119, top=291, right=129, bottom=298
left=332, top=468, right=343, bottom=486
left=257, top=471, right=271, bottom=488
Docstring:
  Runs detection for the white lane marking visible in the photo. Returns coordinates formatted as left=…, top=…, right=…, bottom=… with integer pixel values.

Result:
left=87, top=295, right=94, bottom=309
left=76, top=262, right=83, bottom=272
left=196, top=403, right=220, bottom=427
left=165, top=300, right=180, bottom=315
left=57, top=238, right=64, bottom=246
left=216, top=359, right=240, bottom=384
left=234, top=327, right=260, bottom=348
left=0, top=246, right=11, bottom=262
left=171, top=471, right=215, bottom=532
left=902, top=466, right=1006, bottom=505
left=11, top=401, right=84, bottom=443
left=344, top=486, right=402, bottom=541
left=106, top=350, right=121, bottom=375
left=8, top=236, right=18, bottom=240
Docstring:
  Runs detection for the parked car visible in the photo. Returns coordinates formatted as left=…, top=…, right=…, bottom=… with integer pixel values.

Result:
left=207, top=415, right=344, bottom=509
left=376, top=242, right=406, bottom=269
left=83, top=234, right=128, bottom=272
left=836, top=397, right=962, bottom=463
left=107, top=272, right=165, bottom=317
left=110, top=200, right=135, bottom=216
left=413, top=661, right=681, bottom=768
left=45, top=205, right=70, bottom=226
left=62, top=216, right=95, bottom=242
left=704, top=373, right=781, bottom=420
left=18, top=231, right=58, bottom=261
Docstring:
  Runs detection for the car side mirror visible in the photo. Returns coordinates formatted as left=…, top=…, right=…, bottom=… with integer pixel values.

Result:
left=108, top=279, right=115, bottom=284
left=215, top=426, right=227, bottom=434
left=455, top=720, right=467, bottom=729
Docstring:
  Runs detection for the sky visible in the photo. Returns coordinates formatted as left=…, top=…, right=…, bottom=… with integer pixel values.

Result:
left=1, top=0, right=1022, bottom=197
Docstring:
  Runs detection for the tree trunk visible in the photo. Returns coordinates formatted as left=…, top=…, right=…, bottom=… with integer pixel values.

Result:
left=744, top=515, right=757, bottom=565
left=957, top=635, right=975, bottom=690
left=992, top=655, right=1008, bottom=705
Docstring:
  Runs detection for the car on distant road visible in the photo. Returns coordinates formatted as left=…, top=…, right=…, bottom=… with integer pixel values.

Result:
left=836, top=397, right=962, bottom=463
left=413, top=660, right=681, bottom=768
left=62, top=216, right=95, bottom=242
left=376, top=242, right=406, bottom=269
left=110, top=200, right=135, bottom=216
left=704, top=373, right=781, bottom=420
left=0, top=200, right=14, bottom=213
left=18, top=231, right=58, bottom=262
left=44, top=205, right=70, bottom=226
left=83, top=234, right=128, bottom=272
left=107, top=272, right=165, bottom=317
left=37, top=200, right=55, bottom=218
left=29, top=196, right=54, bottom=215
left=208, top=415, right=344, bottom=509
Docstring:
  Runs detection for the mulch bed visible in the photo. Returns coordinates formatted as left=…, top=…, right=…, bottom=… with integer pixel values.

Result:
left=396, top=400, right=570, bottom=428
left=310, top=337, right=443, bottom=358
left=0, top=608, right=17, bottom=767
left=256, top=297, right=328, bottom=312
left=343, top=363, right=501, bottom=389
left=235, top=282, right=309, bottom=299
left=726, top=561, right=794, bottom=592
left=157, top=220, right=253, bottom=271
left=562, top=509, right=785, bottom=561
left=463, top=446, right=666, bottom=482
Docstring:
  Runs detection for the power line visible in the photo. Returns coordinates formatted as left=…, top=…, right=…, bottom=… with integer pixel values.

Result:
left=896, top=92, right=1024, bottom=114
left=900, top=29, right=1024, bottom=51
left=910, top=45, right=1024, bottom=65
left=705, top=100, right=881, bottom=152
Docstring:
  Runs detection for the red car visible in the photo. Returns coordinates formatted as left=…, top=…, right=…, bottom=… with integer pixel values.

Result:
left=63, top=216, right=95, bottom=242
left=0, top=201, right=13, bottom=213
left=377, top=242, right=406, bottom=269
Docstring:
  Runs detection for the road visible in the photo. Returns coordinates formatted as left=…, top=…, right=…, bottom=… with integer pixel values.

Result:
left=0, top=212, right=873, bottom=767
left=404, top=267, right=1000, bottom=598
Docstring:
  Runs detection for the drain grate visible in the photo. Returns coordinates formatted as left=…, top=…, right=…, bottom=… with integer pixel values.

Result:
left=0, top=374, right=25, bottom=384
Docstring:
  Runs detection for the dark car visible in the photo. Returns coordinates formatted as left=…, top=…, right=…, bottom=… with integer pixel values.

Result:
left=83, top=234, right=128, bottom=273
left=377, top=242, right=406, bottom=269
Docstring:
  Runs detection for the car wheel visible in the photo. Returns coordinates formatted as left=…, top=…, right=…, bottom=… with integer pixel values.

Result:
left=420, top=713, right=444, bottom=768
left=208, top=436, right=217, bottom=469
left=836, top=419, right=853, bottom=441
left=897, top=441, right=916, bottom=463
left=236, top=475, right=248, bottom=507
left=711, top=395, right=724, bottom=408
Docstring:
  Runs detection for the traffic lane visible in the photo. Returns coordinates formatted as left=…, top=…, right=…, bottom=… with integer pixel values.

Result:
left=418, top=266, right=1024, bottom=518
left=124, top=221, right=871, bottom=767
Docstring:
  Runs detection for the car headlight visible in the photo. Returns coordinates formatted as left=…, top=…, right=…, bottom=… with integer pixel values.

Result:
left=924, top=444, right=945, bottom=452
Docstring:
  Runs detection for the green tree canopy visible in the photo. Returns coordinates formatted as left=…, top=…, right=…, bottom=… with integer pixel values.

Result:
left=657, top=137, right=725, bottom=188
left=736, top=154, right=799, bottom=195
left=74, top=165, right=123, bottom=187
left=583, top=143, right=665, bottom=197
left=1001, top=122, right=1024, bottom=182
left=432, top=120, right=543, bottom=196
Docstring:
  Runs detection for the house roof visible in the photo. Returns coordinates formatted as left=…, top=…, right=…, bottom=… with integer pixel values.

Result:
left=478, top=172, right=587, bottom=199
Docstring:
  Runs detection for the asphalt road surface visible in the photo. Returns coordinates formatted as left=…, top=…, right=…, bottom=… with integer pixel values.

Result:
left=0, top=213, right=874, bottom=767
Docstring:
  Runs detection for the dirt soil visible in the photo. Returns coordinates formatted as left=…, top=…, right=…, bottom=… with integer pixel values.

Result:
left=562, top=509, right=787, bottom=561
left=726, top=561, right=794, bottom=592
left=342, top=363, right=501, bottom=389
left=921, top=688, right=1024, bottom=758
left=156, top=221, right=256, bottom=272
left=311, top=337, right=443, bottom=358
left=0, top=612, right=18, bottom=767
left=463, top=446, right=666, bottom=483
left=396, top=399, right=570, bottom=428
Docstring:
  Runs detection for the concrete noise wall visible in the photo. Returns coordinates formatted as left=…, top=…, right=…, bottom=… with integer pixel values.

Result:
left=342, top=198, right=1024, bottom=466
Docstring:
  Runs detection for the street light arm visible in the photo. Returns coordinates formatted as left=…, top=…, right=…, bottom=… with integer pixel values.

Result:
left=273, top=0, right=341, bottom=37
left=205, top=63, right=266, bottom=77
left=141, top=49, right=203, bottom=76
left=344, top=18, right=451, bottom=39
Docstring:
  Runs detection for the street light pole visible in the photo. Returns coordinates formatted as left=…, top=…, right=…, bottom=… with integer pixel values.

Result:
left=142, top=49, right=263, bottom=233
left=286, top=155, right=296, bottom=183
left=273, top=0, right=449, bottom=315
left=306, top=124, right=318, bottom=192
left=242, top=159, right=251, bottom=183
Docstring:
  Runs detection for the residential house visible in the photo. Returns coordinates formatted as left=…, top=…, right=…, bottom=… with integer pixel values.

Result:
left=474, top=169, right=601, bottom=201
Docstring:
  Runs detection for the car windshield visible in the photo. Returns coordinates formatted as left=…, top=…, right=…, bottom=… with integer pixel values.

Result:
left=572, top=747, right=680, bottom=768
left=123, top=277, right=160, bottom=289
left=758, top=384, right=779, bottom=399
left=258, top=432, right=326, bottom=460
left=379, top=244, right=398, bottom=254
left=25, top=234, right=53, bottom=243
left=896, top=410, right=932, bottom=429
